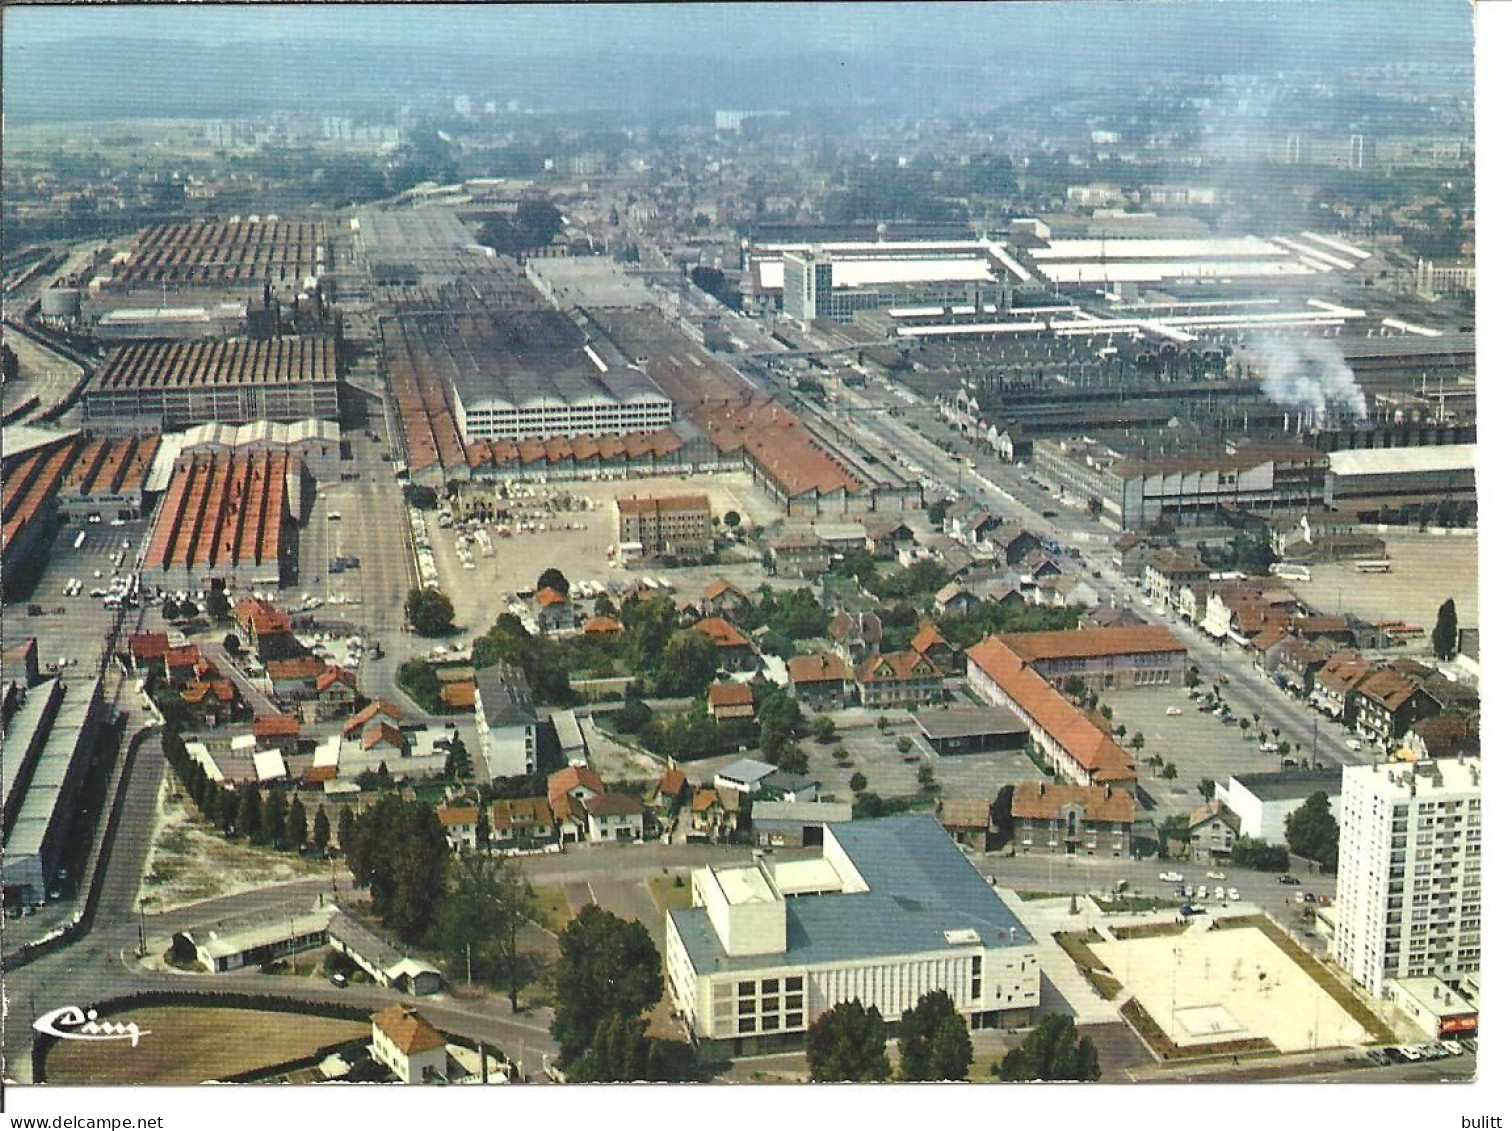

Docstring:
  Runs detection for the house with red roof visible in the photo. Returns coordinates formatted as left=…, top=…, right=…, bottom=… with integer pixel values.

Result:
left=583, top=615, right=623, bottom=637
left=910, top=622, right=959, bottom=674
left=252, top=712, right=300, bottom=755
left=127, top=631, right=171, bottom=672
left=548, top=765, right=606, bottom=843
left=179, top=678, right=242, bottom=727
left=370, top=1005, right=448, bottom=1085
left=700, top=579, right=749, bottom=619
left=854, top=650, right=943, bottom=709
left=707, top=680, right=756, bottom=721
left=535, top=587, right=574, bottom=633
left=656, top=766, right=689, bottom=815
left=788, top=652, right=850, bottom=710
left=693, top=617, right=760, bottom=673
left=311, top=666, right=359, bottom=722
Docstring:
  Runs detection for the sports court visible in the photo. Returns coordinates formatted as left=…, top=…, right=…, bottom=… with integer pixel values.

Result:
left=1090, top=925, right=1369, bottom=1053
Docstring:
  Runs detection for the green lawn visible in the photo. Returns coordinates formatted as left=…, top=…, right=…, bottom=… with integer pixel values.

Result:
left=645, top=873, right=692, bottom=913
left=531, top=882, right=576, bottom=935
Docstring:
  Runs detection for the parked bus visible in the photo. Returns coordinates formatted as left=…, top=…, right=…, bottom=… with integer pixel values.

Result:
left=1355, top=560, right=1392, bottom=573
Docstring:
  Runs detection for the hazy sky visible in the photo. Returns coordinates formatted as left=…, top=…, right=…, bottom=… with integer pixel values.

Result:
left=3, top=1, right=1474, bottom=59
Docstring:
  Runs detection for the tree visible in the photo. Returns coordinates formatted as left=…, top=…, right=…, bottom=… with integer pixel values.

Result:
left=1239, top=718, right=1252, bottom=740
left=723, top=510, right=741, bottom=529
left=337, top=806, right=356, bottom=854
left=1232, top=837, right=1290, bottom=872
left=433, top=854, right=538, bottom=1009
left=476, top=804, right=492, bottom=852
left=1064, top=675, right=1087, bottom=702
left=236, top=784, right=263, bottom=842
left=264, top=790, right=287, bottom=847
left=1433, top=598, right=1459, bottom=660
left=281, top=799, right=304, bottom=852
left=927, top=497, right=951, bottom=527
left=849, top=772, right=869, bottom=793
left=346, top=796, right=450, bottom=943
left=997, top=1013, right=1100, bottom=1081
left=536, top=568, right=570, bottom=597
left=406, top=588, right=456, bottom=636
left=1160, top=763, right=1178, bottom=780
left=1285, top=791, right=1339, bottom=872
left=656, top=631, right=719, bottom=696
left=201, top=785, right=221, bottom=826
left=806, top=1000, right=891, bottom=1082
left=1198, top=778, right=1216, bottom=801
left=917, top=764, right=937, bottom=790
left=205, top=588, right=231, bottom=620
left=990, top=784, right=1016, bottom=839
left=571, top=1014, right=650, bottom=1082
left=1186, top=666, right=1202, bottom=690
left=811, top=716, right=837, bottom=744
left=552, top=906, right=663, bottom=1066
left=312, top=805, right=331, bottom=855
left=223, top=633, right=243, bottom=656
left=899, top=989, right=973, bottom=1081
left=1130, top=732, right=1145, bottom=753
left=616, top=698, right=652, bottom=734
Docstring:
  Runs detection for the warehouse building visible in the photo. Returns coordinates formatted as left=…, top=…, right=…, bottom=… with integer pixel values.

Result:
left=2, top=428, right=81, bottom=599
left=1215, top=769, right=1342, bottom=844
left=1324, top=445, right=1476, bottom=504
left=56, top=434, right=160, bottom=522
left=84, top=337, right=341, bottom=430
left=102, top=219, right=329, bottom=293
left=666, top=816, right=1040, bottom=1057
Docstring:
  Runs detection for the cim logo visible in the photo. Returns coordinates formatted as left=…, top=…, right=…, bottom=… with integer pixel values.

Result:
left=33, top=1005, right=150, bottom=1047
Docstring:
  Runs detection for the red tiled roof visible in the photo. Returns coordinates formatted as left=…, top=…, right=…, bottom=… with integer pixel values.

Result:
left=492, top=796, right=554, bottom=830
left=996, top=626, right=1186, bottom=663
left=362, top=722, right=407, bottom=752
left=659, top=767, right=687, bottom=797
left=129, top=632, right=170, bottom=662
left=1011, top=781, right=1136, bottom=823
left=707, top=681, right=755, bottom=707
left=303, top=765, right=338, bottom=785
left=436, top=804, right=479, bottom=828
left=910, top=622, right=953, bottom=656
left=967, top=637, right=1137, bottom=785
left=316, top=666, right=357, bottom=693
left=267, top=656, right=325, bottom=682
left=702, top=579, right=744, bottom=601
left=440, top=681, right=476, bottom=709
left=583, top=616, right=623, bottom=634
left=584, top=793, right=644, bottom=818
left=343, top=700, right=404, bottom=736
left=788, top=652, right=849, bottom=684
left=536, top=587, right=568, bottom=607
left=616, top=493, right=711, bottom=515
left=253, top=713, right=300, bottom=738
left=693, top=617, right=752, bottom=650
left=548, top=765, right=605, bottom=803
left=372, top=1005, right=447, bottom=1056
left=855, top=650, right=941, bottom=684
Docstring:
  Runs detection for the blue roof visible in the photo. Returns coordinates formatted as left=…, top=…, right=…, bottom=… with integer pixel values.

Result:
left=670, top=815, right=1033, bottom=976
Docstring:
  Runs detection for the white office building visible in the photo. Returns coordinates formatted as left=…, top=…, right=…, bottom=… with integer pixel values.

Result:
left=666, top=815, right=1040, bottom=1057
left=1330, top=758, right=1481, bottom=998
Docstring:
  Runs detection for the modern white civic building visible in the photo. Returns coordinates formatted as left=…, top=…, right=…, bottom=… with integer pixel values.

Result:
left=665, top=815, right=1040, bottom=1057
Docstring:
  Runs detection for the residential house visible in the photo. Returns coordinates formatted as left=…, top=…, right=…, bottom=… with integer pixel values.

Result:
left=1143, top=548, right=1208, bottom=611
left=1312, top=650, right=1372, bottom=724
left=1354, top=668, right=1441, bottom=748
left=788, top=652, right=850, bottom=710
left=910, top=622, right=959, bottom=674
left=693, top=617, right=760, bottom=673
left=707, top=680, right=756, bottom=721
left=548, top=765, right=606, bottom=843
left=827, top=611, right=882, bottom=664
left=1079, top=605, right=1148, bottom=631
left=813, top=522, right=870, bottom=556
left=861, top=516, right=916, bottom=560
left=1174, top=580, right=1211, bottom=626
left=127, top=631, right=170, bottom=674
left=266, top=655, right=326, bottom=703
left=1273, top=636, right=1331, bottom=695
left=178, top=678, right=240, bottom=727
left=1402, top=715, right=1479, bottom=762
left=360, top=722, right=411, bottom=761
left=935, top=797, right=993, bottom=851
left=436, top=804, right=479, bottom=852
left=370, top=1005, right=448, bottom=1085
left=766, top=528, right=829, bottom=577
left=1010, top=781, right=1136, bottom=858
left=490, top=796, right=557, bottom=850
left=1022, top=573, right=1099, bottom=609
left=1017, top=549, right=1063, bottom=584
left=688, top=787, right=739, bottom=841
left=854, top=650, right=944, bottom=709
left=657, top=766, right=689, bottom=816
left=252, top=712, right=300, bottom=755
left=700, top=580, right=749, bottom=619
left=933, top=582, right=979, bottom=619
left=1114, top=531, right=1158, bottom=578
left=233, top=597, right=294, bottom=661
left=947, top=505, right=1001, bottom=549
left=310, top=666, right=358, bottom=722
left=1187, top=800, right=1241, bottom=863
left=535, top=588, right=574, bottom=633
left=579, top=793, right=646, bottom=842
left=988, top=525, right=1042, bottom=568
left=583, top=615, right=623, bottom=637
left=344, top=699, right=404, bottom=739
left=475, top=663, right=543, bottom=780
left=164, top=644, right=216, bottom=688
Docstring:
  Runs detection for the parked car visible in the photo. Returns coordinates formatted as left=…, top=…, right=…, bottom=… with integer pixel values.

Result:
left=1227, top=887, right=1240, bottom=900
left=1365, top=1049, right=1392, bottom=1067
left=1441, top=1040, right=1464, bottom=1056
left=1399, top=1046, right=1424, bottom=1062
left=1165, top=706, right=1183, bottom=716
left=1180, top=904, right=1206, bottom=916
left=1207, top=870, right=1226, bottom=880
left=1159, top=871, right=1183, bottom=883
left=1304, top=892, right=1317, bottom=903
left=329, top=972, right=348, bottom=988
left=1279, top=875, right=1301, bottom=885
left=1196, top=885, right=1208, bottom=900
left=1382, top=1047, right=1408, bottom=1064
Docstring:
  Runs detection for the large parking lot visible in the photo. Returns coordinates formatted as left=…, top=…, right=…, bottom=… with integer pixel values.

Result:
left=1096, top=687, right=1308, bottom=817
left=1287, top=531, right=1477, bottom=640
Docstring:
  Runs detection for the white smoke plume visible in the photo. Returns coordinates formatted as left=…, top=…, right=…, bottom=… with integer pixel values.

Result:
left=1253, top=335, right=1367, bottom=424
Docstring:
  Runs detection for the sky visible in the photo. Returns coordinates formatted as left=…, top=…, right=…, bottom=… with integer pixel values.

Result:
left=3, top=0, right=1474, bottom=60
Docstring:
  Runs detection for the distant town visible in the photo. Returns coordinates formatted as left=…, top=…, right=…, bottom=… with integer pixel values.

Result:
left=1, top=0, right=1478, bottom=1091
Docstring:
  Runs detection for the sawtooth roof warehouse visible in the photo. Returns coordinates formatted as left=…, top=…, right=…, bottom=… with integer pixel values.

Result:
left=665, top=815, right=1039, bottom=1057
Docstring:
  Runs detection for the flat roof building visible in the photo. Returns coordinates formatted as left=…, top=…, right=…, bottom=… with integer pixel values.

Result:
left=667, top=815, right=1039, bottom=1056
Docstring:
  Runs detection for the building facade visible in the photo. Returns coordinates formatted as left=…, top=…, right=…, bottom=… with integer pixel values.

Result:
left=666, top=816, right=1040, bottom=1057
left=1331, top=759, right=1481, bottom=998
left=616, top=494, right=714, bottom=559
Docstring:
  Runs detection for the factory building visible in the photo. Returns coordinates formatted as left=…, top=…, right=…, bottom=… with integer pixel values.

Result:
left=1324, top=445, right=1476, bottom=505
left=102, top=219, right=328, bottom=293
left=2, top=676, right=107, bottom=907
left=84, top=337, right=341, bottom=430
left=55, top=435, right=160, bottom=522
left=140, top=448, right=300, bottom=590
left=438, top=311, right=673, bottom=442
left=1331, top=759, right=1480, bottom=999
left=666, top=816, right=1040, bottom=1057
